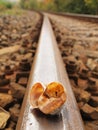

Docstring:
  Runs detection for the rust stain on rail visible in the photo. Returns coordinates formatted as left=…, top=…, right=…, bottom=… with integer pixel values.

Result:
left=16, top=16, right=85, bottom=130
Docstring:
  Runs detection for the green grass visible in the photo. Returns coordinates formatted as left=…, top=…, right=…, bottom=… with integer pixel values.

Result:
left=0, top=0, right=14, bottom=10
left=0, top=0, right=26, bottom=16
left=0, top=8, right=26, bottom=16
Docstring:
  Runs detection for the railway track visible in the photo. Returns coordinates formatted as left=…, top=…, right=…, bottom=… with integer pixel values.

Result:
left=53, top=13, right=98, bottom=23
left=0, top=11, right=98, bottom=130
left=16, top=15, right=84, bottom=130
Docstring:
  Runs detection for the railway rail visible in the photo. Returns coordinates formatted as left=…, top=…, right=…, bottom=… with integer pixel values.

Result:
left=52, top=12, right=98, bottom=23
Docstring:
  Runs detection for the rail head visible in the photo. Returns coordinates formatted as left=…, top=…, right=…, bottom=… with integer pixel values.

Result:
left=16, top=16, right=85, bottom=130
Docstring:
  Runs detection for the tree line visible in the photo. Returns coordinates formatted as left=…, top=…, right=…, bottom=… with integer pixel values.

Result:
left=20, top=0, right=98, bottom=15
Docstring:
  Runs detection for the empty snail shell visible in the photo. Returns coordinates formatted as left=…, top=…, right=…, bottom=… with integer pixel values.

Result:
left=30, top=82, right=67, bottom=115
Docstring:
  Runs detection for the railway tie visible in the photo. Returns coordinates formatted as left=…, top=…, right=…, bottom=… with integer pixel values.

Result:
left=16, top=16, right=85, bottom=130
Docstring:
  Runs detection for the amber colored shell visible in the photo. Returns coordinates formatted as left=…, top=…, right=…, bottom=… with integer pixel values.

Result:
left=30, top=82, right=67, bottom=115
left=45, top=82, right=66, bottom=98
left=30, top=83, right=44, bottom=108
left=38, top=82, right=66, bottom=114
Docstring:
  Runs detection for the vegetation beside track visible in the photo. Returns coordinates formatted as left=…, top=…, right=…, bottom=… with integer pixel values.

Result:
left=0, top=8, right=26, bottom=16
left=0, top=0, right=98, bottom=15
left=0, top=0, right=25, bottom=16
left=20, top=0, right=98, bottom=15
left=0, top=0, right=14, bottom=11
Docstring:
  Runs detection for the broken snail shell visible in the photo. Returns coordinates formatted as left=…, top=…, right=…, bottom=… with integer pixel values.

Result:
left=30, top=83, right=44, bottom=108
left=30, top=82, right=67, bottom=115
left=45, top=82, right=66, bottom=98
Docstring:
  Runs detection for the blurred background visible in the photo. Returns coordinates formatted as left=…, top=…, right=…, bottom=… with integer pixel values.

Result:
left=0, top=0, right=98, bottom=15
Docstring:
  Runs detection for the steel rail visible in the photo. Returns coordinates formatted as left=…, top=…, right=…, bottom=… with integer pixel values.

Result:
left=16, top=16, right=85, bottom=130
left=47, top=12, right=98, bottom=23
left=60, top=13, right=98, bottom=23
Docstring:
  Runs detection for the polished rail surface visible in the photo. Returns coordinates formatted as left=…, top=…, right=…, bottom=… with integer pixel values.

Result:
left=16, top=16, right=85, bottom=130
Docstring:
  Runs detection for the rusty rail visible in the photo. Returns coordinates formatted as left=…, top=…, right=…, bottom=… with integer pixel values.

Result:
left=47, top=12, right=98, bottom=23
left=16, top=16, right=85, bottom=130
left=60, top=13, right=98, bottom=23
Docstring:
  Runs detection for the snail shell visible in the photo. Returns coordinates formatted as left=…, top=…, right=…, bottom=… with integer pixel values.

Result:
left=29, top=83, right=44, bottom=108
left=30, top=82, right=67, bottom=115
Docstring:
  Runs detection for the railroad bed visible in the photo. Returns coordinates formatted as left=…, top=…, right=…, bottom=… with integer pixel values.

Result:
left=0, top=11, right=42, bottom=130
left=0, top=11, right=98, bottom=130
left=47, top=13, right=98, bottom=130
